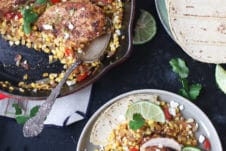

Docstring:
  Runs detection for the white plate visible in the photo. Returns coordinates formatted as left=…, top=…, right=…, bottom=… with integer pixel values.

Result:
left=77, top=89, right=222, bottom=151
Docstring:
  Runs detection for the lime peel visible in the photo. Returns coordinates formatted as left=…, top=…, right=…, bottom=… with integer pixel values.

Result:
left=125, top=100, right=165, bottom=123
left=133, top=10, right=157, bottom=45
left=182, top=146, right=201, bottom=151
left=215, top=65, right=226, bottom=94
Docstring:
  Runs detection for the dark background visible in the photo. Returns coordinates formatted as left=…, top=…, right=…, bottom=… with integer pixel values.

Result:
left=0, top=1, right=225, bottom=150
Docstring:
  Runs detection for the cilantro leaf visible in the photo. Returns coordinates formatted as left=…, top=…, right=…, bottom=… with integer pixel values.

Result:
left=16, top=116, right=29, bottom=124
left=179, top=88, right=190, bottom=99
left=30, top=106, right=40, bottom=117
left=169, top=58, right=202, bottom=101
left=129, top=113, right=145, bottom=130
left=23, top=22, right=32, bottom=34
left=35, top=0, right=47, bottom=4
left=189, top=84, right=202, bottom=100
left=179, top=78, right=189, bottom=91
left=169, top=58, right=189, bottom=78
left=12, top=103, right=22, bottom=115
left=21, top=7, right=39, bottom=34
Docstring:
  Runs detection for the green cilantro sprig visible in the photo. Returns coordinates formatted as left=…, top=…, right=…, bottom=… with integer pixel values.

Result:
left=21, top=0, right=49, bottom=34
left=12, top=103, right=40, bottom=124
left=129, top=113, right=145, bottom=130
left=169, top=58, right=202, bottom=101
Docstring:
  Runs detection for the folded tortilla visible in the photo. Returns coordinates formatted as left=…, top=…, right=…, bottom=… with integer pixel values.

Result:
left=167, top=0, right=226, bottom=63
left=90, top=94, right=158, bottom=146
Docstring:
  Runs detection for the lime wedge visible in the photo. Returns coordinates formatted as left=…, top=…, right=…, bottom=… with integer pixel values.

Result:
left=215, top=65, right=226, bottom=94
left=125, top=101, right=165, bottom=123
left=182, top=146, right=201, bottom=151
left=133, top=10, right=157, bottom=45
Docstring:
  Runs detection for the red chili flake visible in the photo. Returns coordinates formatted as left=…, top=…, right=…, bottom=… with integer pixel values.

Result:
left=203, top=138, right=211, bottom=150
left=76, top=72, right=89, bottom=82
left=163, top=107, right=172, bottom=120
left=129, top=148, right=138, bottom=151
left=64, top=48, right=74, bottom=57
left=51, top=0, right=61, bottom=4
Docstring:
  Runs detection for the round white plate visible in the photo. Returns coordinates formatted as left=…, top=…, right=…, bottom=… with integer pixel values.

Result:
left=77, top=89, right=222, bottom=151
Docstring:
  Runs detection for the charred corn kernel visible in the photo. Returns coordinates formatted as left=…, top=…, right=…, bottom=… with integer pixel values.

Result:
left=19, top=88, right=25, bottom=92
left=23, top=74, right=28, bottom=80
left=9, top=86, right=14, bottom=91
left=42, top=73, right=49, bottom=77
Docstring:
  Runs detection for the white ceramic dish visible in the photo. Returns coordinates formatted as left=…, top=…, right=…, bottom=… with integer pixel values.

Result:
left=77, top=89, right=222, bottom=151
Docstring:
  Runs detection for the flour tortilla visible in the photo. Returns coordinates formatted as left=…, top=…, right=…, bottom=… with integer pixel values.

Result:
left=89, top=94, right=158, bottom=146
left=167, top=0, right=226, bottom=63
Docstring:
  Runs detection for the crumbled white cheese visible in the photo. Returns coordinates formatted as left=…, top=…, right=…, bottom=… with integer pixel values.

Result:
left=179, top=104, right=184, bottom=110
left=64, top=33, right=70, bottom=39
left=199, top=134, right=205, bottom=143
left=169, top=107, right=176, bottom=116
left=186, top=118, right=194, bottom=123
left=66, top=80, right=76, bottom=86
left=42, top=24, right=53, bottom=30
left=78, top=48, right=83, bottom=53
left=14, top=15, right=18, bottom=20
left=195, top=123, right=199, bottom=130
left=80, top=7, right=85, bottom=11
left=115, top=29, right=121, bottom=36
left=68, top=22, right=74, bottom=30
left=170, top=101, right=179, bottom=108
left=158, top=144, right=163, bottom=148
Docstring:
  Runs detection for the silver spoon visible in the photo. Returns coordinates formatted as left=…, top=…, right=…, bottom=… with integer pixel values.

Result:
left=23, top=33, right=111, bottom=137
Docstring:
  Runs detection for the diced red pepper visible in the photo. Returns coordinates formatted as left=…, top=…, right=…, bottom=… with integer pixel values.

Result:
left=51, top=0, right=61, bottom=4
left=4, top=12, right=23, bottom=20
left=0, top=93, right=10, bottom=100
left=76, top=72, right=89, bottom=82
left=129, top=148, right=139, bottom=151
left=163, top=107, right=172, bottom=120
left=64, top=48, right=74, bottom=57
left=203, top=138, right=211, bottom=150
left=4, top=12, right=16, bottom=20
left=15, top=12, right=23, bottom=19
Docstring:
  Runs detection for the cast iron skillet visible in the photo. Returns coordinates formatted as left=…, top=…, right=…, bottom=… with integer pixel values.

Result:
left=0, top=0, right=135, bottom=100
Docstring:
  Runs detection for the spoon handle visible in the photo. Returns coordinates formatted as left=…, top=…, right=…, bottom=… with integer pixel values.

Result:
left=23, top=60, right=82, bottom=137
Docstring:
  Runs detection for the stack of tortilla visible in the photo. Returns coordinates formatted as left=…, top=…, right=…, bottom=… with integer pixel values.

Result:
left=166, top=0, right=226, bottom=63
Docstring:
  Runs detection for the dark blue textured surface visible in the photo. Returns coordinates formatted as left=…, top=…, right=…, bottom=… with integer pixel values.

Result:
left=0, top=1, right=225, bottom=150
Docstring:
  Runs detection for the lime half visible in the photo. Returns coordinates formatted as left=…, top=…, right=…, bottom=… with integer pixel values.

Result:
left=182, top=147, right=201, bottom=151
left=125, top=101, right=165, bottom=123
left=133, top=10, right=157, bottom=45
left=215, top=65, right=226, bottom=94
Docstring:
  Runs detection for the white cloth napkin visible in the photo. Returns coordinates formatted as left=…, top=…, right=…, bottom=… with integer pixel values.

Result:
left=0, top=85, right=92, bottom=126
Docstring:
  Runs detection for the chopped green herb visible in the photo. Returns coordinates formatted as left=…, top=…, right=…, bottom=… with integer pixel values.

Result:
left=30, top=106, right=40, bottom=117
left=169, top=58, right=189, bottom=79
left=129, top=113, right=145, bottom=130
left=189, top=84, right=202, bottom=100
left=21, top=7, right=39, bottom=34
left=169, top=58, right=202, bottom=101
left=12, top=104, right=40, bottom=124
left=12, top=103, right=22, bottom=115
left=35, top=0, right=48, bottom=4
left=16, top=116, right=30, bottom=124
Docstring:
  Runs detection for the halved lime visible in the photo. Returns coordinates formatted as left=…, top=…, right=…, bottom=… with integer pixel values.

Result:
left=133, top=10, right=157, bottom=45
left=215, top=65, right=226, bottom=94
left=125, top=101, right=165, bottom=123
left=182, top=146, right=201, bottom=151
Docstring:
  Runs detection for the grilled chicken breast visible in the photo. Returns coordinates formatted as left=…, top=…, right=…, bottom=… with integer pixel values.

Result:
left=36, top=1, right=106, bottom=49
left=0, top=0, right=27, bottom=16
left=145, top=147, right=177, bottom=151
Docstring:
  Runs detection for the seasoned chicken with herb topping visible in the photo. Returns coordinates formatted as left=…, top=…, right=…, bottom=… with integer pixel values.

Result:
left=36, top=1, right=107, bottom=49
